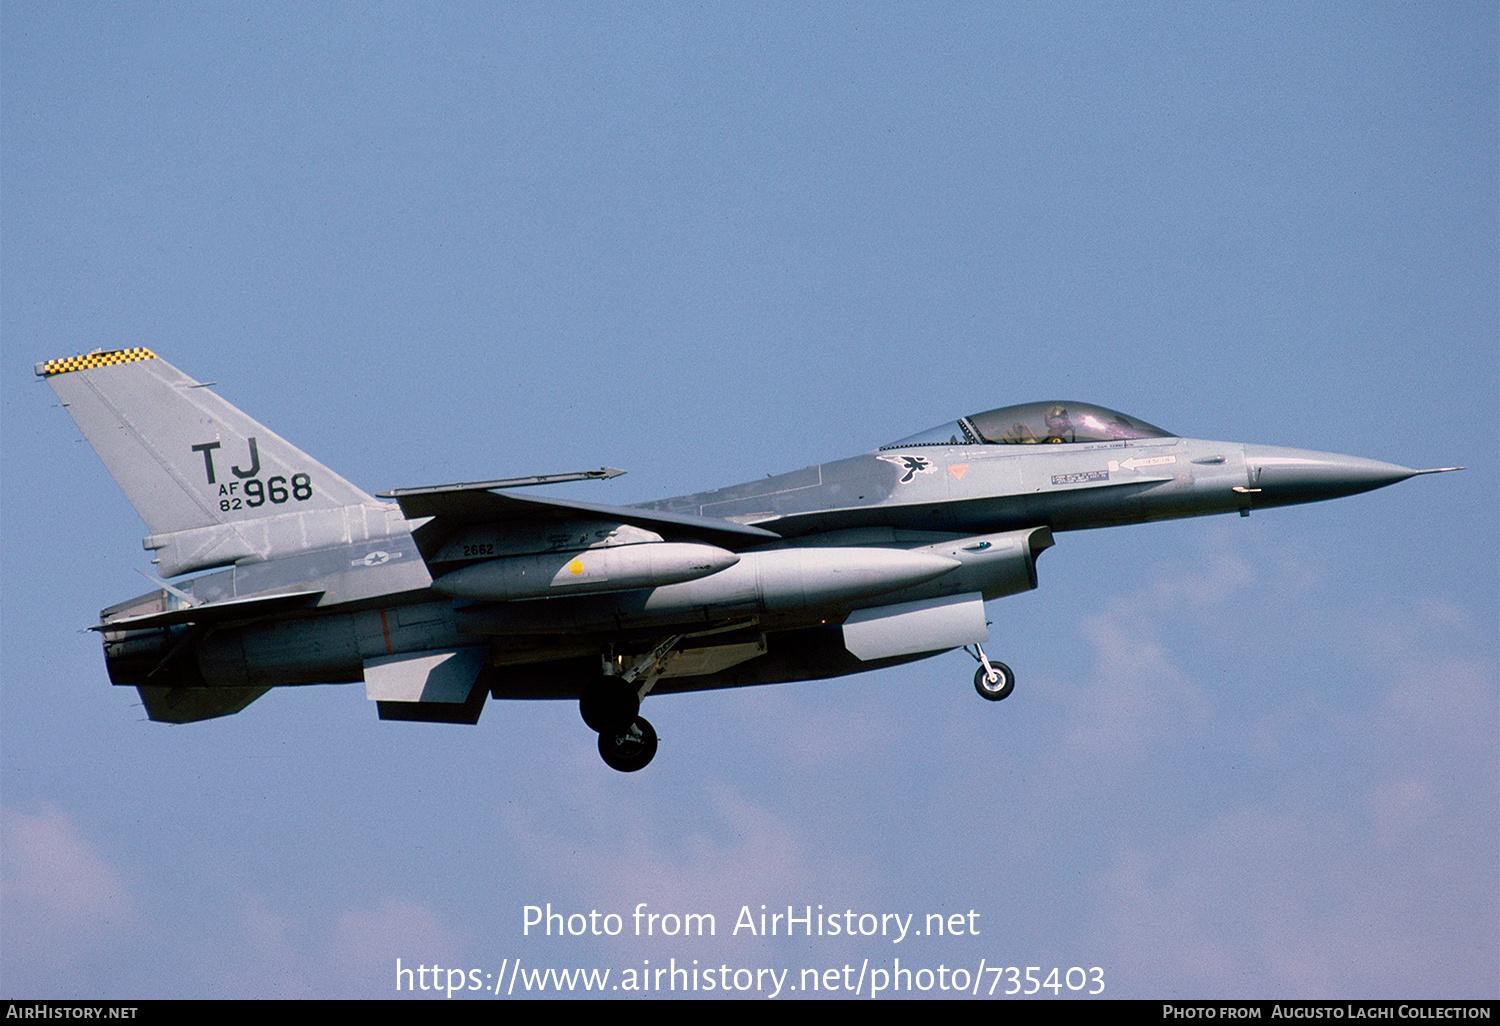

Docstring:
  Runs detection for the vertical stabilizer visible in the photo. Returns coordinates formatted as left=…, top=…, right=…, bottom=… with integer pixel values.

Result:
left=39, top=349, right=394, bottom=575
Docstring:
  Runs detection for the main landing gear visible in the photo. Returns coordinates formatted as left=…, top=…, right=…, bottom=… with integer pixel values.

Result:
left=581, top=635, right=681, bottom=772
left=580, top=676, right=659, bottom=773
left=598, top=717, right=658, bottom=773
left=965, top=644, right=1015, bottom=702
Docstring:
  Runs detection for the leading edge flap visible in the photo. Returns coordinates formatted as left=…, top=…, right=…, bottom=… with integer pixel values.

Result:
left=388, top=483, right=781, bottom=558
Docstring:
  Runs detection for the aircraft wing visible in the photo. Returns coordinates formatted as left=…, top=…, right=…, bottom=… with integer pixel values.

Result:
left=382, top=481, right=782, bottom=560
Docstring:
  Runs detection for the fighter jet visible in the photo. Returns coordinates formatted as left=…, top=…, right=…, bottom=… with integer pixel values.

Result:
left=37, top=349, right=1460, bottom=771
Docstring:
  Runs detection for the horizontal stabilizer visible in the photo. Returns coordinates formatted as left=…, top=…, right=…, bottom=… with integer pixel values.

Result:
left=92, top=590, right=324, bottom=631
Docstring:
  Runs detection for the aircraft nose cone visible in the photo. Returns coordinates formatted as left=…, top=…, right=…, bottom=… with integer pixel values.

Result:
left=1241, top=444, right=1418, bottom=508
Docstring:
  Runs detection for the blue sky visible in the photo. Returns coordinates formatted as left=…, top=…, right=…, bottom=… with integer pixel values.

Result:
left=3, top=2, right=1495, bottom=999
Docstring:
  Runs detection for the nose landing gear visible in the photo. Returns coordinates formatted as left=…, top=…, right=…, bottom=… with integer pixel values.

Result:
left=966, top=644, right=1015, bottom=701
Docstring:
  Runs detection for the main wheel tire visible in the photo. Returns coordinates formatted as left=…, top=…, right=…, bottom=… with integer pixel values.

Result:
left=579, top=679, right=639, bottom=734
left=598, top=717, right=658, bottom=772
left=973, top=662, right=1015, bottom=701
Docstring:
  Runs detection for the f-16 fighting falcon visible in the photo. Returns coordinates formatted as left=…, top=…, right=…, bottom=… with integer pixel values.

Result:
left=37, top=349, right=1460, bottom=771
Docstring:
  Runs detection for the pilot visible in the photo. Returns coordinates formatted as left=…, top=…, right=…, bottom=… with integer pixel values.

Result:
left=1001, top=421, right=1038, bottom=444
left=1044, top=405, right=1075, bottom=443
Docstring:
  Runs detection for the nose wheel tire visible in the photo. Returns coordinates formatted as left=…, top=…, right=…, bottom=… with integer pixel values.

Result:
left=598, top=717, right=658, bottom=772
left=974, top=662, right=1015, bottom=701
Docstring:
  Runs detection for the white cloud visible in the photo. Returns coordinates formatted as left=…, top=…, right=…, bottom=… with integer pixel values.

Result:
left=215, top=892, right=468, bottom=998
left=1069, top=535, right=1499, bottom=997
left=0, top=805, right=137, bottom=964
left=0, top=801, right=469, bottom=998
left=1091, top=775, right=1496, bottom=997
left=1067, top=594, right=1216, bottom=758
left=498, top=772, right=887, bottom=962
left=329, top=895, right=466, bottom=976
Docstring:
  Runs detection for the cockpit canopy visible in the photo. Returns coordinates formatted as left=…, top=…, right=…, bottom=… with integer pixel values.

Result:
left=885, top=402, right=1174, bottom=448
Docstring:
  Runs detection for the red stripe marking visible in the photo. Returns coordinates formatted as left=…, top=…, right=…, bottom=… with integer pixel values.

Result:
left=379, top=607, right=393, bottom=655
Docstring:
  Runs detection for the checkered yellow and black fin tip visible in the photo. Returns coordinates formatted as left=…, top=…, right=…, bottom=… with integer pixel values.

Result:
left=34, top=348, right=157, bottom=377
